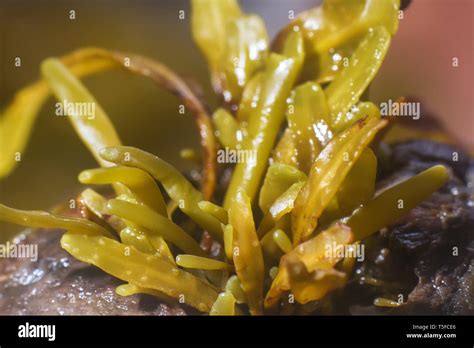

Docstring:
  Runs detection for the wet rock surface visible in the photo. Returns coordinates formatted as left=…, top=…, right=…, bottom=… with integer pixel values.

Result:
left=0, top=229, right=187, bottom=315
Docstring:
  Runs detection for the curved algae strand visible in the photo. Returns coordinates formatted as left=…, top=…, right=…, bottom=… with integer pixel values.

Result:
left=79, top=188, right=126, bottom=234
left=345, top=165, right=450, bottom=241
left=79, top=188, right=108, bottom=219
left=119, top=226, right=155, bottom=254
left=286, top=82, right=329, bottom=173
left=198, top=201, right=228, bottom=224
left=374, top=297, right=402, bottom=308
left=257, top=181, right=305, bottom=238
left=259, top=226, right=285, bottom=265
left=105, top=199, right=206, bottom=257
left=99, top=146, right=222, bottom=240
left=335, top=147, right=377, bottom=214
left=41, top=59, right=122, bottom=168
left=259, top=163, right=306, bottom=214
left=265, top=223, right=353, bottom=308
left=314, top=0, right=400, bottom=53
left=147, top=234, right=176, bottom=265
left=117, top=216, right=175, bottom=264
left=223, top=224, right=234, bottom=260
left=112, top=194, right=174, bottom=257
left=115, top=193, right=140, bottom=204
left=222, top=14, right=269, bottom=103
left=325, top=26, right=391, bottom=131
left=292, top=117, right=386, bottom=246
left=192, top=0, right=268, bottom=104
left=79, top=166, right=167, bottom=216
left=229, top=189, right=264, bottom=315
left=269, top=181, right=305, bottom=221
left=212, top=108, right=240, bottom=150
left=210, top=292, right=237, bottom=316
left=272, top=0, right=400, bottom=79
left=0, top=203, right=113, bottom=238
left=259, top=214, right=291, bottom=265
left=41, top=58, right=130, bottom=197
left=191, top=0, right=242, bottom=95
left=332, top=101, right=381, bottom=135
left=176, top=254, right=229, bottom=271
left=225, top=275, right=246, bottom=304
left=116, top=206, right=175, bottom=263
left=111, top=194, right=172, bottom=259
left=281, top=29, right=305, bottom=61
left=0, top=48, right=118, bottom=179
left=272, top=229, right=292, bottom=254
left=223, top=51, right=303, bottom=209
left=236, top=71, right=263, bottom=124
left=61, top=232, right=218, bottom=313
left=272, top=128, right=297, bottom=167
left=320, top=147, right=377, bottom=225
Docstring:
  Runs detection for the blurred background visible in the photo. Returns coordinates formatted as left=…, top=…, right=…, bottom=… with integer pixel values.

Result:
left=1, top=0, right=473, bottom=240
